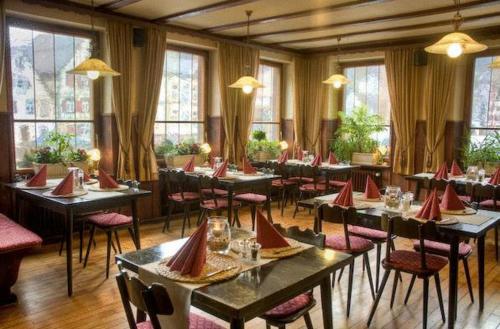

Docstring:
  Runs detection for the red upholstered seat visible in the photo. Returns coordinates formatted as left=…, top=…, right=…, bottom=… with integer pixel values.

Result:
left=383, top=250, right=448, bottom=275
left=168, top=192, right=200, bottom=202
left=234, top=193, right=267, bottom=203
left=348, top=225, right=387, bottom=240
left=86, top=212, right=132, bottom=228
left=299, top=183, right=327, bottom=192
left=136, top=313, right=225, bottom=329
left=272, top=179, right=297, bottom=187
left=413, top=240, right=472, bottom=258
left=326, top=235, right=374, bottom=253
left=329, top=180, right=347, bottom=188
left=264, top=293, right=313, bottom=318
left=479, top=199, right=499, bottom=209
left=201, top=199, right=241, bottom=210
left=0, top=214, right=42, bottom=253
left=289, top=176, right=314, bottom=183
left=136, top=321, right=152, bottom=329
left=201, top=188, right=228, bottom=197
left=458, top=195, right=471, bottom=203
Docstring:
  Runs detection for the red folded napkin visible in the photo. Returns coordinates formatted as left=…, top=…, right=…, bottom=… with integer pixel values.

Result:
left=212, top=159, right=228, bottom=178
left=99, top=168, right=119, bottom=189
left=52, top=171, right=74, bottom=196
left=242, top=157, right=257, bottom=174
left=310, top=154, right=322, bottom=167
left=256, top=210, right=290, bottom=249
left=328, top=151, right=338, bottom=165
left=415, top=188, right=441, bottom=221
left=433, top=162, right=448, bottom=180
left=364, top=176, right=381, bottom=199
left=27, top=165, right=47, bottom=187
left=489, top=167, right=500, bottom=185
left=296, top=147, right=303, bottom=161
left=183, top=155, right=195, bottom=172
left=83, top=172, right=91, bottom=182
left=440, top=184, right=465, bottom=211
left=277, top=151, right=288, bottom=164
left=331, top=179, right=354, bottom=207
left=167, top=219, right=208, bottom=277
left=450, top=160, right=463, bottom=176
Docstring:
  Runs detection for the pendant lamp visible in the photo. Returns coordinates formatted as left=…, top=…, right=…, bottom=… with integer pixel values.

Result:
left=322, top=36, right=349, bottom=89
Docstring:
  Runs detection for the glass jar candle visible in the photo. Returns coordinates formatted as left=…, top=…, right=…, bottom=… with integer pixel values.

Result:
left=207, top=216, right=231, bottom=253
left=384, top=186, right=402, bottom=210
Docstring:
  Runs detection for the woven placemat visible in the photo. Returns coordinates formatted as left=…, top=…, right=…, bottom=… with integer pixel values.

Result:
left=156, top=253, right=241, bottom=283
left=259, top=238, right=304, bottom=259
left=440, top=207, right=477, bottom=215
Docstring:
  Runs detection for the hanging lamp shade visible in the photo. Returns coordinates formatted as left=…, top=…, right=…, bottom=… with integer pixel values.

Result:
left=489, top=56, right=500, bottom=69
left=67, top=58, right=120, bottom=80
left=229, top=76, right=264, bottom=94
left=322, top=74, right=349, bottom=89
left=425, top=32, right=487, bottom=58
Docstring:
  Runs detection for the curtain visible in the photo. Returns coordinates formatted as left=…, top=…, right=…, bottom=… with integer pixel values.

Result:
left=385, top=49, right=421, bottom=175
left=218, top=42, right=259, bottom=163
left=423, top=55, right=455, bottom=171
left=0, top=0, right=5, bottom=93
left=293, top=56, right=328, bottom=155
left=137, top=27, right=167, bottom=181
left=108, top=21, right=135, bottom=179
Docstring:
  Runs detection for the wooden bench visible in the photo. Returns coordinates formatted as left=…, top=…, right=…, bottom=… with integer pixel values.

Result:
left=0, top=213, right=42, bottom=306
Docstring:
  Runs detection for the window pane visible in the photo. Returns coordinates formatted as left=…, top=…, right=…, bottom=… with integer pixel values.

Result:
left=76, top=122, right=93, bottom=149
left=56, top=122, right=76, bottom=147
left=252, top=123, right=280, bottom=141
left=14, top=122, right=35, bottom=166
left=75, top=37, right=93, bottom=121
left=166, top=50, right=180, bottom=121
left=154, top=122, right=167, bottom=145
left=253, top=63, right=281, bottom=141
left=33, top=31, right=55, bottom=120
left=36, top=122, right=55, bottom=146
left=55, top=34, right=74, bottom=120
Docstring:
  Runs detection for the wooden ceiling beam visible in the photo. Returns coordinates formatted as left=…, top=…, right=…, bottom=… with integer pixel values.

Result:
left=99, top=0, right=143, bottom=10
left=247, top=0, right=499, bottom=39
left=204, top=0, right=390, bottom=33
left=152, top=0, right=259, bottom=23
left=270, top=12, right=500, bottom=46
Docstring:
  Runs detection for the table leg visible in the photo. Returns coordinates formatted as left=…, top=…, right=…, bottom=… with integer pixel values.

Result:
left=415, top=180, right=422, bottom=200
left=266, top=181, right=273, bottom=223
left=230, top=318, right=244, bottom=329
left=65, top=208, right=74, bottom=297
left=131, top=199, right=141, bottom=250
left=320, top=275, right=333, bottom=329
left=227, top=188, right=234, bottom=225
left=477, top=235, right=485, bottom=311
left=448, top=236, right=459, bottom=329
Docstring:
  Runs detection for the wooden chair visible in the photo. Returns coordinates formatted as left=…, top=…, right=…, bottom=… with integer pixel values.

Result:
left=317, top=204, right=376, bottom=317
left=367, top=215, right=447, bottom=329
left=269, top=162, right=298, bottom=216
left=197, top=175, right=241, bottom=227
left=293, top=165, right=329, bottom=218
left=259, top=224, right=325, bottom=329
left=160, top=169, right=200, bottom=237
left=470, top=183, right=499, bottom=261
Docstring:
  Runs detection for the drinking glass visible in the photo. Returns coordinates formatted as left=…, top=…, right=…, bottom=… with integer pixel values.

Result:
left=478, top=169, right=485, bottom=182
left=466, top=166, right=478, bottom=181
left=401, top=192, right=414, bottom=212
left=384, top=186, right=402, bottom=210
left=207, top=216, right=231, bottom=253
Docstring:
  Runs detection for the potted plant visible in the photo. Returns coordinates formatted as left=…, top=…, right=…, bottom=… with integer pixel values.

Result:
left=156, top=139, right=206, bottom=168
left=461, top=131, right=500, bottom=175
left=247, top=130, right=281, bottom=162
left=329, top=105, right=385, bottom=165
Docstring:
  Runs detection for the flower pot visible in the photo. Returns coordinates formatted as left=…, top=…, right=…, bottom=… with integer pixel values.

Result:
left=33, top=161, right=89, bottom=179
left=351, top=152, right=377, bottom=165
left=163, top=154, right=205, bottom=168
left=254, top=151, right=274, bottom=162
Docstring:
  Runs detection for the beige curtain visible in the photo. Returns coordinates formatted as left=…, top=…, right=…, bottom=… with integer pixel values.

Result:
left=385, top=49, right=421, bottom=175
left=293, top=56, right=328, bottom=154
left=137, top=27, right=167, bottom=181
left=218, top=42, right=259, bottom=163
left=108, top=21, right=135, bottom=179
left=423, top=55, right=456, bottom=171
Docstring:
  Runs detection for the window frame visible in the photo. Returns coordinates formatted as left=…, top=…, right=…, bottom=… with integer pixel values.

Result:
left=252, top=59, right=283, bottom=141
left=6, top=17, right=100, bottom=169
left=153, top=44, right=208, bottom=146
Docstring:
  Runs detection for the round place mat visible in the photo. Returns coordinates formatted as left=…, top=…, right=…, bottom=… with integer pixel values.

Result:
left=436, top=217, right=459, bottom=225
left=18, top=182, right=57, bottom=190
left=440, top=207, right=476, bottom=215
left=354, top=195, right=382, bottom=202
left=42, top=190, right=88, bottom=198
left=84, top=179, right=98, bottom=185
left=87, top=184, right=129, bottom=192
left=259, top=238, right=304, bottom=259
left=156, top=253, right=241, bottom=283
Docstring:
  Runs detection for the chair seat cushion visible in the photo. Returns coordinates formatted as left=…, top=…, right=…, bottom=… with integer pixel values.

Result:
left=201, top=188, right=228, bottom=197
left=0, top=214, right=42, bottom=253
left=329, top=180, right=347, bottom=188
left=234, top=193, right=267, bottom=203
left=479, top=199, right=499, bottom=209
left=86, top=212, right=132, bottom=227
left=264, top=293, right=314, bottom=318
left=413, top=240, right=472, bottom=258
left=289, top=176, right=314, bottom=183
left=168, top=192, right=199, bottom=202
left=348, top=225, right=387, bottom=240
left=299, top=183, right=327, bottom=192
left=136, top=321, right=152, bottom=329
left=383, top=250, right=448, bottom=275
left=201, top=199, right=241, bottom=210
left=189, top=313, right=225, bottom=329
left=272, top=179, right=297, bottom=187
left=326, top=235, right=374, bottom=253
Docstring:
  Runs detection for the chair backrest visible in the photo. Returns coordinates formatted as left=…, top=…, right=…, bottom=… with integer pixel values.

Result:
left=428, top=178, right=454, bottom=196
left=273, top=224, right=326, bottom=248
left=301, top=165, right=326, bottom=186
left=317, top=204, right=359, bottom=250
left=142, top=284, right=175, bottom=329
left=198, top=175, right=220, bottom=204
left=471, top=183, right=497, bottom=209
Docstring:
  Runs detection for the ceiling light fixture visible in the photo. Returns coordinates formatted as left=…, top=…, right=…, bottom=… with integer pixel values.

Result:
left=67, top=0, right=120, bottom=80
left=322, top=36, right=349, bottom=89
left=425, top=0, right=487, bottom=58
left=229, top=10, right=263, bottom=94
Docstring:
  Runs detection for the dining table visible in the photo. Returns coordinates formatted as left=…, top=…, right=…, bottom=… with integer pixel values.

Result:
left=4, top=179, right=151, bottom=296
left=310, top=192, right=500, bottom=329
left=115, top=228, right=352, bottom=329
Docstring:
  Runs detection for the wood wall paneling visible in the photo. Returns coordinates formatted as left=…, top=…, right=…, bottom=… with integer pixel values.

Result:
left=207, top=116, right=223, bottom=157
left=321, top=118, right=338, bottom=157
left=0, top=112, right=15, bottom=216
left=99, top=113, right=119, bottom=176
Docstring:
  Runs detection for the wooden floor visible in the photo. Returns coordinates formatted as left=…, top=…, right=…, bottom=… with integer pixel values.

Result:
left=1, top=203, right=499, bottom=329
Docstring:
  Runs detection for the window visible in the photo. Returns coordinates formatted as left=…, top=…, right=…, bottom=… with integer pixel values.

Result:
left=155, top=48, right=206, bottom=146
left=252, top=63, right=281, bottom=141
left=470, top=56, right=499, bottom=142
left=9, top=24, right=94, bottom=168
left=343, top=64, right=391, bottom=146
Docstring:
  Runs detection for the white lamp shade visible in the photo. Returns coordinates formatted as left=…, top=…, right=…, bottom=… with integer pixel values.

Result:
left=322, top=74, right=349, bottom=86
left=67, top=58, right=120, bottom=77
left=229, top=76, right=264, bottom=89
left=425, top=32, right=487, bottom=55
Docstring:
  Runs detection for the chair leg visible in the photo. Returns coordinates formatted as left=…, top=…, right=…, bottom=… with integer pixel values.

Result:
left=233, top=209, right=241, bottom=228
left=495, top=225, right=498, bottom=262
left=390, top=270, right=400, bottom=308
left=250, top=206, right=257, bottom=231
left=389, top=240, right=403, bottom=282
left=83, top=225, right=96, bottom=268
left=346, top=259, right=354, bottom=317
left=331, top=270, right=336, bottom=289
left=463, top=258, right=474, bottom=303
left=434, top=273, right=446, bottom=323
left=106, top=231, right=112, bottom=279
left=162, top=204, right=173, bottom=233
left=186, top=206, right=191, bottom=228
left=404, top=274, right=416, bottom=305
left=367, top=269, right=391, bottom=327
left=292, top=191, right=303, bottom=218
left=280, top=188, right=286, bottom=217
left=79, top=221, right=84, bottom=263
left=375, top=243, right=381, bottom=292
left=127, top=227, right=138, bottom=250
left=114, top=230, right=122, bottom=254
left=197, top=209, right=207, bottom=226
left=303, top=312, right=313, bottom=329
left=422, top=277, right=429, bottom=329
left=363, top=253, right=376, bottom=300
left=337, top=266, right=344, bottom=283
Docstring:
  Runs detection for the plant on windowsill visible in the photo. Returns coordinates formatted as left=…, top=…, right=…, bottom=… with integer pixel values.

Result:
left=329, top=105, right=385, bottom=165
left=461, top=131, right=500, bottom=175
left=247, top=130, right=281, bottom=162
left=156, top=139, right=205, bottom=168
